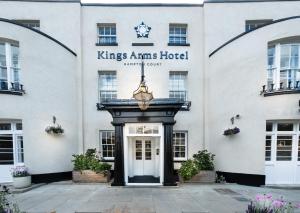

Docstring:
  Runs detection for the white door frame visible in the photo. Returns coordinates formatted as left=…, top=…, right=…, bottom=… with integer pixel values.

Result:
left=0, top=121, right=23, bottom=183
left=123, top=123, right=164, bottom=186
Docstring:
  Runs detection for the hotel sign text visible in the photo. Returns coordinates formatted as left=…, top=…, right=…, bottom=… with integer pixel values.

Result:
left=97, top=51, right=189, bottom=62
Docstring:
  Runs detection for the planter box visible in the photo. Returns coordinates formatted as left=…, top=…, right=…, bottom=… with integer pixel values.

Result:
left=181, top=170, right=216, bottom=183
left=13, top=176, right=31, bottom=188
left=72, top=170, right=110, bottom=183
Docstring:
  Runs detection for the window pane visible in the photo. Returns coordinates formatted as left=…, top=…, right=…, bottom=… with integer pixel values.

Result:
left=268, top=46, right=275, bottom=68
left=0, top=134, right=13, bottom=165
left=276, top=136, right=292, bottom=161
left=277, top=123, right=293, bottom=131
left=0, top=43, right=6, bottom=67
left=16, top=135, right=24, bottom=163
left=280, top=45, right=290, bottom=69
left=265, top=135, right=272, bottom=161
left=290, top=45, right=299, bottom=68
left=266, top=122, right=273, bottom=132
left=0, top=123, right=11, bottom=130
left=16, top=123, right=22, bottom=130
left=298, top=136, right=300, bottom=161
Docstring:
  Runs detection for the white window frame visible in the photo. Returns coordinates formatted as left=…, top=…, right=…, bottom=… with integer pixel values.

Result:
left=265, top=121, right=300, bottom=165
left=169, top=24, right=188, bottom=45
left=169, top=71, right=188, bottom=101
left=267, top=43, right=300, bottom=90
left=0, top=42, right=20, bottom=91
left=0, top=121, right=23, bottom=165
left=98, top=71, right=117, bottom=102
left=173, top=131, right=188, bottom=161
left=99, top=130, right=115, bottom=160
left=97, top=24, right=117, bottom=45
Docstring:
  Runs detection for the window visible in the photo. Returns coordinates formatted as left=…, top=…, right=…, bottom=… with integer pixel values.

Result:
left=98, top=71, right=117, bottom=102
left=97, top=24, right=117, bottom=45
left=245, top=19, right=272, bottom=32
left=277, top=123, right=293, bottom=131
left=169, top=24, right=187, bottom=45
left=266, top=122, right=273, bottom=132
left=0, top=42, right=22, bottom=92
left=135, top=140, right=142, bottom=160
left=145, top=140, right=151, bottom=160
left=173, top=131, right=187, bottom=160
left=13, top=20, right=40, bottom=30
left=169, top=72, right=187, bottom=101
left=298, top=136, right=300, bottom=161
left=99, top=131, right=115, bottom=159
left=276, top=135, right=293, bottom=161
left=265, top=135, right=272, bottom=161
left=128, top=125, right=159, bottom=135
left=267, top=44, right=300, bottom=90
left=0, top=122, right=23, bottom=165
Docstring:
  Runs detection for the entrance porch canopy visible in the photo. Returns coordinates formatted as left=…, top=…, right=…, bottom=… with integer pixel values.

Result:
left=97, top=98, right=186, bottom=186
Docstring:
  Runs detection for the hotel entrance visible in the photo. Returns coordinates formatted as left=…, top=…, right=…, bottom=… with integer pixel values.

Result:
left=124, top=124, right=164, bottom=185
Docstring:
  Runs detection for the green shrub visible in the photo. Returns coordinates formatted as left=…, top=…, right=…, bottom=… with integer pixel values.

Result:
left=178, top=159, right=198, bottom=181
left=193, top=150, right=215, bottom=171
left=179, top=150, right=215, bottom=181
left=72, top=149, right=111, bottom=175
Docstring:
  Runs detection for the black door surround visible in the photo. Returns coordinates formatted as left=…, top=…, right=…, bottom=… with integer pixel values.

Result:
left=98, top=98, right=184, bottom=186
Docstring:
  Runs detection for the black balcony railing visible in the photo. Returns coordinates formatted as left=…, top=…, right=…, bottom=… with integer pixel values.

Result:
left=99, top=90, right=117, bottom=102
left=0, top=80, right=25, bottom=95
left=261, top=81, right=300, bottom=96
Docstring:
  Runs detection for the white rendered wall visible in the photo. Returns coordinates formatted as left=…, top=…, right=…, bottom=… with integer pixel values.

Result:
left=207, top=19, right=300, bottom=175
left=81, top=6, right=205, bottom=161
left=0, top=22, right=78, bottom=174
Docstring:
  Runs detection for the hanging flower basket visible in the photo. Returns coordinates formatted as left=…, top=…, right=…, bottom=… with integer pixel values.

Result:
left=223, top=127, right=240, bottom=136
left=45, top=116, right=64, bottom=135
left=45, top=125, right=64, bottom=135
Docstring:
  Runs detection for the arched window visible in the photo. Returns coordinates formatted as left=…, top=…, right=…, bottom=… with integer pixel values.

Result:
left=267, top=38, right=300, bottom=91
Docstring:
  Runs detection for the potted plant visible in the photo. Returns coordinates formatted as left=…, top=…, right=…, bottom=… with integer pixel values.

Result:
left=72, top=149, right=112, bottom=183
left=179, top=150, right=216, bottom=183
left=10, top=165, right=31, bottom=189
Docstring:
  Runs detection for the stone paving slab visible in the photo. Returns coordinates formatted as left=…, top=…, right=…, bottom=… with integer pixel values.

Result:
left=12, top=183, right=300, bottom=213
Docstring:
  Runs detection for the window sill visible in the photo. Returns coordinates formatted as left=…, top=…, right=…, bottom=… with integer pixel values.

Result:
left=132, top=43, right=154, bottom=46
left=261, top=88, right=300, bottom=97
left=102, top=158, right=114, bottom=162
left=168, top=43, right=190, bottom=46
left=0, top=90, right=25, bottom=96
left=174, top=159, right=187, bottom=163
left=95, top=43, right=118, bottom=46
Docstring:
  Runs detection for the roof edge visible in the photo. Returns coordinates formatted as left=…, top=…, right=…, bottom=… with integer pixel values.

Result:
left=0, top=0, right=80, bottom=3
left=0, top=17, right=77, bottom=56
left=209, top=15, right=300, bottom=57
left=81, top=3, right=203, bottom=7
left=205, top=0, right=300, bottom=3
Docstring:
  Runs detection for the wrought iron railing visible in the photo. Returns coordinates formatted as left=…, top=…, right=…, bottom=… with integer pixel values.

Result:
left=260, top=81, right=300, bottom=96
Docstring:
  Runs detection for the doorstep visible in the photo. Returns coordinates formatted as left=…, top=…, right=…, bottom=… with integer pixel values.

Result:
left=263, top=184, right=300, bottom=190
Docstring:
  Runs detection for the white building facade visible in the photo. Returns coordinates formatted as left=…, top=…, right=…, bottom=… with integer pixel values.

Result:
left=0, top=0, right=299, bottom=186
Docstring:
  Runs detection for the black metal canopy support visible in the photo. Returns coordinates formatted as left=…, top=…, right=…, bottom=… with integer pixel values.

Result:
left=98, top=98, right=184, bottom=186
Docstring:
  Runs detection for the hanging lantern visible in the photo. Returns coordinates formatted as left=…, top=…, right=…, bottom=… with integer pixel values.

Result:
left=133, top=59, right=153, bottom=110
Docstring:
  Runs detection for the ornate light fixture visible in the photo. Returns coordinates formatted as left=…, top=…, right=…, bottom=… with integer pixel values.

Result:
left=133, top=58, right=153, bottom=110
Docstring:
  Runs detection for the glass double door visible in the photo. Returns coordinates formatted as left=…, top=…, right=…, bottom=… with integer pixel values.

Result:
left=133, top=139, right=155, bottom=176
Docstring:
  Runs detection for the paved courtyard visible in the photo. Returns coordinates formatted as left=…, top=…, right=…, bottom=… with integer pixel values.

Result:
left=12, top=182, right=300, bottom=213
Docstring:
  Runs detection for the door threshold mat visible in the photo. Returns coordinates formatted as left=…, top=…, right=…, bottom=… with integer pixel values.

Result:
left=128, top=176, right=160, bottom=183
left=213, top=188, right=240, bottom=195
